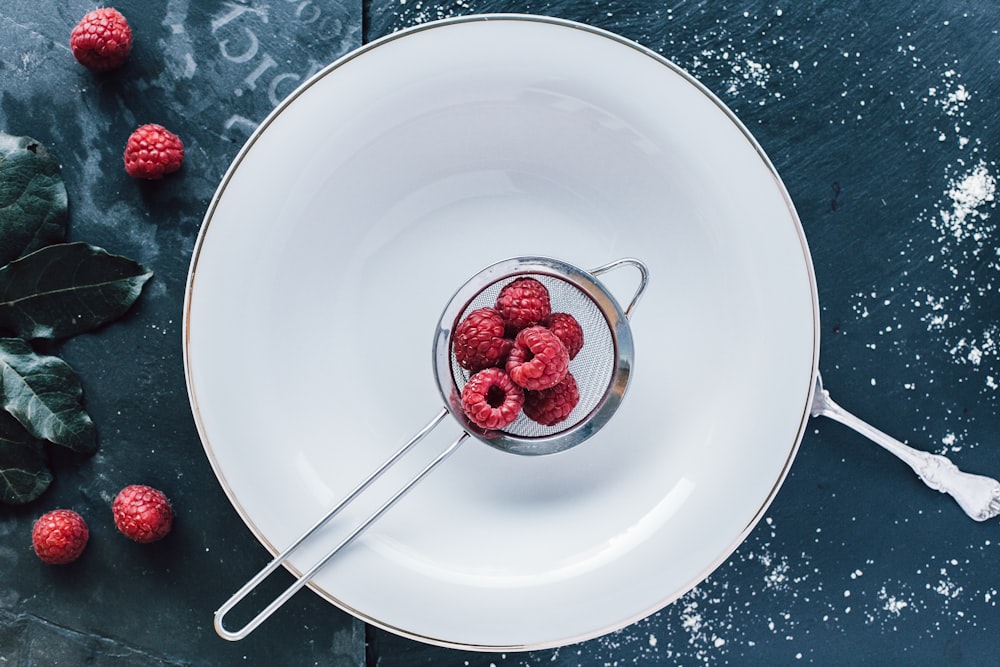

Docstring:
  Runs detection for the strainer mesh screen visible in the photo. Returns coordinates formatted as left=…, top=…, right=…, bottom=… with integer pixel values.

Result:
left=450, top=273, right=616, bottom=438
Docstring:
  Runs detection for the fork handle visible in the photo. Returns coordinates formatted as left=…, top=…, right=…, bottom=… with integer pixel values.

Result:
left=811, top=384, right=1000, bottom=522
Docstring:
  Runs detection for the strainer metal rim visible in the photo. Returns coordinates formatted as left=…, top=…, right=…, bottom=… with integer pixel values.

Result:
left=433, top=256, right=635, bottom=456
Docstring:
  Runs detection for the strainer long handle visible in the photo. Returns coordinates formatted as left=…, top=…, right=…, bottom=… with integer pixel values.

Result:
left=214, top=408, right=467, bottom=641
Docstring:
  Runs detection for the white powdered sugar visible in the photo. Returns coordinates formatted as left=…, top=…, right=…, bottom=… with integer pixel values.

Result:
left=934, top=161, right=996, bottom=243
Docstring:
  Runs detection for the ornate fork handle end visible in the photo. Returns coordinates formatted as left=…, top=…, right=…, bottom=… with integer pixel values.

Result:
left=811, top=375, right=1000, bottom=522
left=913, top=452, right=1000, bottom=522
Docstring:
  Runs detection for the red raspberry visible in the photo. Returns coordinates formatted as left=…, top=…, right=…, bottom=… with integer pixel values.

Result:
left=112, top=485, right=174, bottom=543
left=523, top=373, right=580, bottom=426
left=32, top=509, right=89, bottom=565
left=123, top=124, right=185, bottom=179
left=453, top=307, right=513, bottom=372
left=70, top=8, right=133, bottom=71
left=495, top=278, right=551, bottom=334
left=460, top=367, right=524, bottom=430
left=546, top=312, right=584, bottom=360
left=506, top=326, right=570, bottom=390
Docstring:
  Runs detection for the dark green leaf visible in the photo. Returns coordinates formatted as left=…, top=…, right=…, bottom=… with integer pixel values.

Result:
left=0, top=132, right=68, bottom=266
left=0, top=337, right=96, bottom=454
left=0, top=242, right=153, bottom=340
left=0, top=408, right=52, bottom=504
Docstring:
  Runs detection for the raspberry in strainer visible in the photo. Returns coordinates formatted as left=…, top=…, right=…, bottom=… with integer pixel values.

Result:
left=523, top=373, right=580, bottom=427
left=460, top=367, right=524, bottom=430
left=506, top=325, right=569, bottom=391
left=495, top=277, right=551, bottom=334
left=453, top=307, right=512, bottom=372
left=546, top=312, right=584, bottom=360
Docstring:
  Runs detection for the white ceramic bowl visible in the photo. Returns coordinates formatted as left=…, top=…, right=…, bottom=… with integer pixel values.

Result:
left=184, top=14, right=819, bottom=650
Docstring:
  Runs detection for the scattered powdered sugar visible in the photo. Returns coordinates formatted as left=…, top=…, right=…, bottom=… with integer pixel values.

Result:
left=935, top=161, right=997, bottom=243
left=928, top=166, right=996, bottom=377
left=928, top=69, right=977, bottom=148
left=878, top=586, right=911, bottom=616
left=530, top=515, right=994, bottom=664
left=933, top=576, right=964, bottom=599
left=388, top=0, right=472, bottom=27
left=907, top=157, right=996, bottom=375
left=933, top=77, right=971, bottom=117
left=851, top=64, right=997, bottom=399
left=690, top=48, right=773, bottom=100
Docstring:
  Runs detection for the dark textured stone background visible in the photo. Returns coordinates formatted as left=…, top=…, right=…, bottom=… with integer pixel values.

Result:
left=1, top=1, right=998, bottom=665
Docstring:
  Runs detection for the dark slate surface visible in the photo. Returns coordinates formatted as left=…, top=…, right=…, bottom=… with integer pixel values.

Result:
left=0, top=1, right=363, bottom=665
left=2, top=1, right=999, bottom=666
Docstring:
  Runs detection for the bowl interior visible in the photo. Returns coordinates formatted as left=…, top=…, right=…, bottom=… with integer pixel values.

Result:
left=184, top=15, right=818, bottom=649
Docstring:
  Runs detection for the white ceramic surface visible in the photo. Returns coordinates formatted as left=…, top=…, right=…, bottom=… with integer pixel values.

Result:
left=184, top=14, right=819, bottom=650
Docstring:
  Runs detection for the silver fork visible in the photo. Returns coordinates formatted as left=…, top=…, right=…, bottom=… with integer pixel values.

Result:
left=810, top=373, right=1000, bottom=521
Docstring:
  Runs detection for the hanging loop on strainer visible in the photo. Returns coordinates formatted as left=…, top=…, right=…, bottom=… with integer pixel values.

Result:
left=214, top=256, right=648, bottom=641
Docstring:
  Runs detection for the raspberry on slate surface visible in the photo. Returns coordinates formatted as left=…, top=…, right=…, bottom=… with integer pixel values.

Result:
left=113, top=484, right=174, bottom=543
left=495, top=277, right=551, bottom=334
left=523, top=373, right=580, bottom=427
left=453, top=307, right=513, bottom=372
left=506, top=325, right=570, bottom=391
left=546, top=312, right=584, bottom=360
left=32, top=509, right=89, bottom=565
left=70, top=8, right=133, bottom=71
left=123, top=124, right=185, bottom=180
left=460, top=367, right=525, bottom=431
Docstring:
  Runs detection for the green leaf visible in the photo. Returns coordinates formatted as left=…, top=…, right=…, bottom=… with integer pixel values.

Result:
left=0, top=338, right=96, bottom=454
left=0, top=242, right=153, bottom=340
left=0, top=132, right=68, bottom=266
left=0, top=408, right=52, bottom=504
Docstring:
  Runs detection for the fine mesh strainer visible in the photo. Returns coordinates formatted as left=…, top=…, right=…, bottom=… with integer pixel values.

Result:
left=215, top=256, right=648, bottom=641
left=437, top=256, right=645, bottom=454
